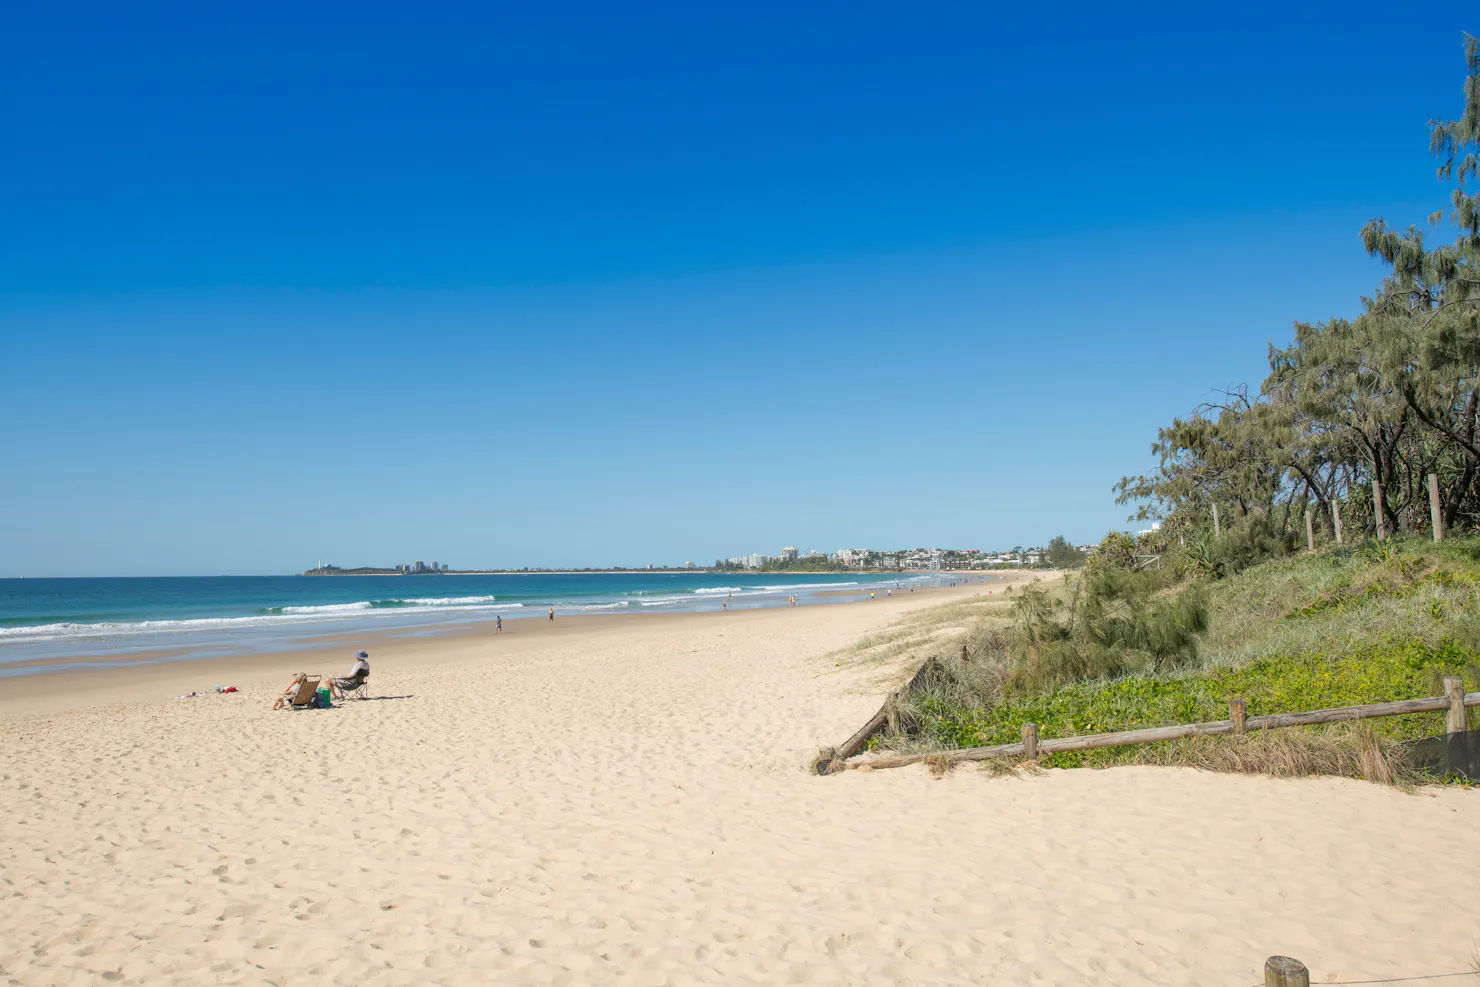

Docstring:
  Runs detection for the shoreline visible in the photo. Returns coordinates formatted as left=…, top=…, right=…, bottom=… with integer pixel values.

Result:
left=0, top=578, right=1002, bottom=717
left=0, top=571, right=959, bottom=679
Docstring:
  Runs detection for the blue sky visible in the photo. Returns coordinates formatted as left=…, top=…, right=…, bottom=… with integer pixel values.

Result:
left=1, top=2, right=1474, bottom=575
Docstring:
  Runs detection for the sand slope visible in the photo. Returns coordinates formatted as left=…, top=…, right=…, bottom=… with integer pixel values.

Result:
left=2, top=592, right=1477, bottom=986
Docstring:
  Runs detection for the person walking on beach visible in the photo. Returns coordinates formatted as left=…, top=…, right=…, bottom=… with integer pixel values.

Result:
left=495, top=615, right=502, bottom=634
left=548, top=607, right=555, bottom=621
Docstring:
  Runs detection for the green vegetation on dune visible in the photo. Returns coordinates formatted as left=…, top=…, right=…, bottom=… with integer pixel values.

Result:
left=867, top=536, right=1480, bottom=783
left=912, top=640, right=1477, bottom=766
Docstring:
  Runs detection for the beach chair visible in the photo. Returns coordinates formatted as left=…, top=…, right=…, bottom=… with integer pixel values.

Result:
left=337, top=673, right=370, bottom=701
left=275, top=674, right=323, bottom=709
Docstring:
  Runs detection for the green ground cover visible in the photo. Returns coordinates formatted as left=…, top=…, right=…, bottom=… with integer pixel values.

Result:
left=866, top=535, right=1480, bottom=781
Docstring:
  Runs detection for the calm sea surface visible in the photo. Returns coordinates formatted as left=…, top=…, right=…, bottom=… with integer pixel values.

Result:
left=0, top=572, right=942, bottom=675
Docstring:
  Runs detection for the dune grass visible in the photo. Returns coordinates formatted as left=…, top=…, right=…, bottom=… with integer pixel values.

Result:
left=857, top=537, right=1480, bottom=784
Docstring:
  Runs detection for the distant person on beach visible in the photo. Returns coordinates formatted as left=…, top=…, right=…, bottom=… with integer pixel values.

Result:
left=548, top=607, right=555, bottom=621
left=495, top=615, right=502, bottom=633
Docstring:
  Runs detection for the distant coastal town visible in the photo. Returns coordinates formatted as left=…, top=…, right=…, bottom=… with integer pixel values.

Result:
left=301, top=540, right=1095, bottom=576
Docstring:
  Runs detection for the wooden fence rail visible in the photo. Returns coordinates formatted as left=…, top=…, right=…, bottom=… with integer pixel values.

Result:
left=820, top=675, right=1480, bottom=774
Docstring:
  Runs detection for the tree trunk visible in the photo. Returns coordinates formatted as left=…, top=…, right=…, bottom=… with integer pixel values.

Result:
left=1429, top=473, right=1445, bottom=542
left=1372, top=478, right=1387, bottom=539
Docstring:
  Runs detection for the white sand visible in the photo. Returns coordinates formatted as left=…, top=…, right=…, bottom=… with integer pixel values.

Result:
left=2, top=585, right=1477, bottom=986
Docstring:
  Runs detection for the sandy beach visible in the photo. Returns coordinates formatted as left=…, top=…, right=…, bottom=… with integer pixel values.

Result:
left=2, top=580, right=1477, bottom=987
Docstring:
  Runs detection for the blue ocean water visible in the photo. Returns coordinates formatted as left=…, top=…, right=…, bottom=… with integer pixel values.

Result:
left=0, top=572, right=939, bottom=675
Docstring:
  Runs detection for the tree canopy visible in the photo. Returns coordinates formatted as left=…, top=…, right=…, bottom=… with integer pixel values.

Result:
left=1118, top=34, right=1480, bottom=545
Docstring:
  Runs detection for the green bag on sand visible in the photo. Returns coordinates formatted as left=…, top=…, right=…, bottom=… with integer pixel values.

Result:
left=316, top=687, right=332, bottom=708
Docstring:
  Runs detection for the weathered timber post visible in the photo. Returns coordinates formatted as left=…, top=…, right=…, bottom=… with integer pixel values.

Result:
left=960, top=644, right=968, bottom=665
left=1021, top=722, right=1039, bottom=760
left=1212, top=502, right=1221, bottom=538
left=1429, top=473, right=1444, bottom=542
left=1372, top=478, right=1387, bottom=539
left=1446, top=676, right=1467, bottom=733
left=1265, top=955, right=1310, bottom=987
left=1332, top=499, right=1344, bottom=546
left=1230, top=698, right=1247, bottom=736
left=1305, top=510, right=1315, bottom=552
left=1445, top=676, right=1472, bottom=779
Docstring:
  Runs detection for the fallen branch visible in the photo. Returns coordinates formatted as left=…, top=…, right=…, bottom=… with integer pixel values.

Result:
left=816, top=657, right=937, bottom=775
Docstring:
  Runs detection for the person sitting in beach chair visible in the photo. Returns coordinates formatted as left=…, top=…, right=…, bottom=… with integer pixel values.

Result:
left=331, top=651, right=370, bottom=700
left=272, top=673, right=323, bottom=710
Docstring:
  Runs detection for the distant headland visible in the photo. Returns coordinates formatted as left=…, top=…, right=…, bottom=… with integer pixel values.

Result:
left=301, top=545, right=1072, bottom=576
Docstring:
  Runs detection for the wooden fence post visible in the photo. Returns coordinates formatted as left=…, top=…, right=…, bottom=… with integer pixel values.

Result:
left=1265, top=955, right=1309, bottom=987
left=1230, top=698, right=1247, bottom=736
left=1372, top=479, right=1387, bottom=539
left=1305, top=510, right=1315, bottom=552
left=1429, top=473, right=1444, bottom=542
left=1445, top=676, right=1471, bottom=779
left=960, top=644, right=968, bottom=664
left=1021, top=722, right=1039, bottom=760
left=1447, top=676, right=1467, bottom=734
left=1212, top=502, right=1221, bottom=538
left=1333, top=499, right=1343, bottom=546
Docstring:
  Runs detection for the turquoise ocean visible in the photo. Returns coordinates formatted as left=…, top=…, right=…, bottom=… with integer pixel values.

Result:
left=0, top=572, right=945, bottom=676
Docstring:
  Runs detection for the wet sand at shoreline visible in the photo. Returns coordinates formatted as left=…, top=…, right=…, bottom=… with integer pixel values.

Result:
left=0, top=579, right=991, bottom=716
left=2, top=572, right=1477, bottom=986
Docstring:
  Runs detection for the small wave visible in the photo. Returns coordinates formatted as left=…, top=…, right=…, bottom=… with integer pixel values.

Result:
left=691, top=587, right=743, bottom=595
left=264, top=595, right=503, bottom=614
left=0, top=614, right=295, bottom=641
left=277, top=602, right=375, bottom=615
left=396, top=595, right=500, bottom=606
left=579, top=601, right=630, bottom=610
left=0, top=598, right=527, bottom=644
left=756, top=581, right=861, bottom=591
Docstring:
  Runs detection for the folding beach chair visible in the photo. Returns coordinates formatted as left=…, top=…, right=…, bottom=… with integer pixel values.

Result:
left=337, top=673, right=370, bottom=701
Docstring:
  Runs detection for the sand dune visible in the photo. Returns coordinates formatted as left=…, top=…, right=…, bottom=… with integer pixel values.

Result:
left=2, top=585, right=1477, bottom=986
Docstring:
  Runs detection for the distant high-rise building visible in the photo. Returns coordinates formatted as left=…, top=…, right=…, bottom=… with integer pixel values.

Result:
left=780, top=546, right=799, bottom=561
left=431, top=561, right=439, bottom=572
left=414, top=560, right=425, bottom=572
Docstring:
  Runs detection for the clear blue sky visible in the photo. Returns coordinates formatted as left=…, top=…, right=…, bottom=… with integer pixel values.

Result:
left=1, top=2, right=1473, bottom=575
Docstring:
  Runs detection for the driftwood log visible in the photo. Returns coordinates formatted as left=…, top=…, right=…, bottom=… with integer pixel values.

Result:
left=816, top=657, right=938, bottom=775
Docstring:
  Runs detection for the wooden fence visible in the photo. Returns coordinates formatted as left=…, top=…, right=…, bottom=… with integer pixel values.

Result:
left=817, top=659, right=1479, bottom=776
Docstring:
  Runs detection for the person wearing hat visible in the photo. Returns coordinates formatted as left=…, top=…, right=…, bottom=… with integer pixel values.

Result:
left=331, top=650, right=370, bottom=698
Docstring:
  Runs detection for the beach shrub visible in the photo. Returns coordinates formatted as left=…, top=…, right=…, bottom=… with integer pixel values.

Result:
left=869, top=535, right=1480, bottom=783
